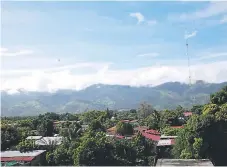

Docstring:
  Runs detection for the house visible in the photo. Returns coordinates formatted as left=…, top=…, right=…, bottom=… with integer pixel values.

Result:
left=35, top=137, right=63, bottom=146
left=141, top=129, right=161, bottom=141
left=157, top=139, right=175, bottom=146
left=156, top=159, right=213, bottom=166
left=160, top=135, right=177, bottom=139
left=134, top=126, right=149, bottom=133
left=0, top=150, right=46, bottom=166
left=26, top=136, right=43, bottom=140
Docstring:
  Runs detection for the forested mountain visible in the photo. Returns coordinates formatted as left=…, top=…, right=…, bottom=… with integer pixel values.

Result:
left=1, top=81, right=227, bottom=116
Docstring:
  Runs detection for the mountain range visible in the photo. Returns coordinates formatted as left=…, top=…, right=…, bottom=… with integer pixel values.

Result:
left=1, top=80, right=227, bottom=117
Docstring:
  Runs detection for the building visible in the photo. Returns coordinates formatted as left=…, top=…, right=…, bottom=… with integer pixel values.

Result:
left=26, top=136, right=43, bottom=140
left=35, top=137, right=63, bottom=146
left=156, top=159, right=214, bottom=166
left=1, top=150, right=46, bottom=166
left=157, top=139, right=175, bottom=146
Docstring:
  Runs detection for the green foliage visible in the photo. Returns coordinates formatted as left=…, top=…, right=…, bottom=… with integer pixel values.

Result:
left=210, top=86, right=227, bottom=105
left=74, top=132, right=114, bottom=166
left=138, top=102, right=155, bottom=119
left=37, top=119, right=54, bottom=136
left=1, top=125, right=20, bottom=151
left=89, top=120, right=105, bottom=132
left=202, top=104, right=219, bottom=115
left=160, top=109, right=184, bottom=128
left=116, top=121, right=133, bottom=136
left=46, top=139, right=77, bottom=165
left=162, top=126, right=182, bottom=136
left=17, top=140, right=38, bottom=153
left=173, top=85, right=227, bottom=165
left=143, top=110, right=161, bottom=130
left=191, top=105, right=204, bottom=115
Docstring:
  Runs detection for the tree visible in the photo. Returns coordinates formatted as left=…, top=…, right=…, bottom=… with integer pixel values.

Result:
left=161, top=126, right=181, bottom=136
left=191, top=105, right=204, bottom=115
left=160, top=109, right=184, bottom=128
left=74, top=132, right=115, bottom=166
left=17, top=140, right=38, bottom=153
left=144, top=110, right=161, bottom=130
left=210, top=86, right=227, bottom=105
left=46, top=139, right=78, bottom=165
left=173, top=85, right=227, bottom=165
left=138, top=102, right=155, bottom=119
left=89, top=120, right=105, bottom=132
left=37, top=119, right=54, bottom=137
left=116, top=122, right=133, bottom=136
left=1, top=125, right=20, bottom=151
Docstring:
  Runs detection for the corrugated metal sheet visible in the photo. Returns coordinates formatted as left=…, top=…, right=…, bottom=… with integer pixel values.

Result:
left=1, top=150, right=46, bottom=158
left=156, top=159, right=214, bottom=166
left=157, top=139, right=175, bottom=146
left=142, top=132, right=160, bottom=141
left=35, top=137, right=63, bottom=146
left=145, top=129, right=161, bottom=135
left=26, top=136, right=43, bottom=140
left=1, top=156, right=34, bottom=162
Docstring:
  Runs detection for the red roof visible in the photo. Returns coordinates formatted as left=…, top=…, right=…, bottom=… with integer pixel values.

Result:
left=184, top=112, right=193, bottom=117
left=145, top=129, right=161, bottom=135
left=142, top=132, right=160, bottom=141
left=1, top=156, right=34, bottom=162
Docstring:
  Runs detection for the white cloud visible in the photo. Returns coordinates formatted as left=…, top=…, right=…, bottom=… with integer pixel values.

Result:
left=137, top=53, right=159, bottom=57
left=1, top=62, right=112, bottom=76
left=169, top=2, right=227, bottom=21
left=129, top=12, right=157, bottom=26
left=0, top=47, right=33, bottom=57
left=220, top=15, right=227, bottom=24
left=196, top=52, right=227, bottom=60
left=184, top=31, right=197, bottom=39
left=130, top=12, right=145, bottom=24
left=1, top=60, right=227, bottom=93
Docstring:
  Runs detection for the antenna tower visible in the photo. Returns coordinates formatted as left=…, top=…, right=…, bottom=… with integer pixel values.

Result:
left=186, top=38, right=191, bottom=86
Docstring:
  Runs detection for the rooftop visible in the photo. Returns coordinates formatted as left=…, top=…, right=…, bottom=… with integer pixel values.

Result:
left=160, top=135, right=178, bottom=139
left=156, top=159, right=214, bottom=166
left=157, top=139, right=175, bottom=146
left=142, top=132, right=160, bottom=141
left=26, top=136, right=43, bottom=140
left=35, top=137, right=63, bottom=146
left=1, top=150, right=46, bottom=158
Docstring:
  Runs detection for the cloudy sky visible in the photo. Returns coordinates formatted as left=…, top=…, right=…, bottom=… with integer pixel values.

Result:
left=1, top=1, right=227, bottom=92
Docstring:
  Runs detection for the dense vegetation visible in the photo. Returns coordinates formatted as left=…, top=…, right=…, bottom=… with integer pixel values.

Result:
left=1, top=85, right=227, bottom=166
left=1, top=81, right=227, bottom=116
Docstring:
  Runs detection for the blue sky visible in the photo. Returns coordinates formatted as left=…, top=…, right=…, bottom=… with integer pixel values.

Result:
left=1, top=1, right=227, bottom=92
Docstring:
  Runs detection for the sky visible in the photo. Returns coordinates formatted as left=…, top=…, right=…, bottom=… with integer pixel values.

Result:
left=1, top=1, right=227, bottom=93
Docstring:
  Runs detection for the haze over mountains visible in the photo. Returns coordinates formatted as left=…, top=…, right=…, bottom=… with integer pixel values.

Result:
left=1, top=80, right=227, bottom=117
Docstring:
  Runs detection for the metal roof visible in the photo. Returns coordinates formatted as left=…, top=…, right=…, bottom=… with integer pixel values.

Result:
left=156, top=159, right=214, bottom=166
left=160, top=135, right=178, bottom=139
left=1, top=150, right=46, bottom=158
left=26, top=136, right=43, bottom=140
left=1, top=156, right=34, bottom=162
left=142, top=132, right=160, bottom=141
left=157, top=139, right=175, bottom=146
left=35, top=137, right=63, bottom=146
